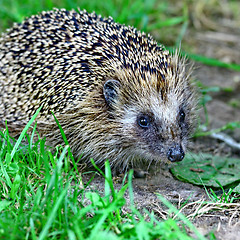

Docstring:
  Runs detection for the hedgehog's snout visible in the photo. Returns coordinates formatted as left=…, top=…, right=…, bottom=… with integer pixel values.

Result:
left=167, top=143, right=185, bottom=162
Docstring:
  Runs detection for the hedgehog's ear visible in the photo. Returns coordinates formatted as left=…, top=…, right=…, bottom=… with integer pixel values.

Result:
left=103, top=79, right=120, bottom=106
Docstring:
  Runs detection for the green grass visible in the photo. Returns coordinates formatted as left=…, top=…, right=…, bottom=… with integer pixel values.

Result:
left=0, top=121, right=205, bottom=239
left=0, top=0, right=186, bottom=34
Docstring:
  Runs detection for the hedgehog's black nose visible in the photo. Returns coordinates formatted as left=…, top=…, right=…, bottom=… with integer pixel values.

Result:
left=167, top=144, right=185, bottom=162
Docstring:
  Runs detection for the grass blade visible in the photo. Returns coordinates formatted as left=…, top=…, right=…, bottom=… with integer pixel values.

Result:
left=38, top=185, right=69, bottom=240
left=168, top=47, right=240, bottom=71
left=11, top=107, right=42, bottom=160
left=187, top=53, right=240, bottom=71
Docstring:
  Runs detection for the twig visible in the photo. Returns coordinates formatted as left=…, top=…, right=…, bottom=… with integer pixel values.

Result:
left=210, top=132, right=240, bottom=151
left=199, top=126, right=240, bottom=151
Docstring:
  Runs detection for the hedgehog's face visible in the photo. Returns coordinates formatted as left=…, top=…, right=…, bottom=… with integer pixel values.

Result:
left=133, top=108, right=187, bottom=163
left=103, top=78, right=195, bottom=163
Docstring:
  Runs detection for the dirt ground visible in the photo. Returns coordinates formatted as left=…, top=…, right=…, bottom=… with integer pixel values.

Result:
left=83, top=27, right=240, bottom=239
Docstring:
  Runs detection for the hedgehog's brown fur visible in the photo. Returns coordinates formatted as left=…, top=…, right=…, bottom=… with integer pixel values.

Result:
left=0, top=8, right=196, bottom=170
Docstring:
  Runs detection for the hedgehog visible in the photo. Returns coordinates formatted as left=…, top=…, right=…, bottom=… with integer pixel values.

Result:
left=0, top=8, right=196, bottom=170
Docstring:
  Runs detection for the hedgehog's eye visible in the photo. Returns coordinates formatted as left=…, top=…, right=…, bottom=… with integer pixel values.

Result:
left=179, top=109, right=185, bottom=123
left=137, top=114, right=151, bottom=128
